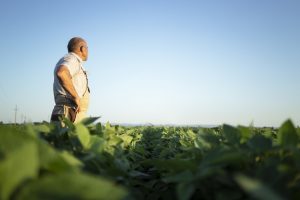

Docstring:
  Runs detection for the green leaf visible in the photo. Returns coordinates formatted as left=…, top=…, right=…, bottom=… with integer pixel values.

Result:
left=0, top=129, right=39, bottom=200
left=200, top=149, right=245, bottom=168
left=25, top=124, right=39, bottom=138
left=235, top=174, right=284, bottom=200
left=176, top=182, right=195, bottom=200
left=143, top=159, right=197, bottom=172
left=128, top=170, right=150, bottom=178
left=75, top=123, right=91, bottom=149
left=198, top=129, right=220, bottom=145
left=0, top=126, right=34, bottom=152
left=215, top=189, right=244, bottom=200
left=105, top=121, right=111, bottom=129
left=62, top=117, right=75, bottom=129
left=108, top=135, right=123, bottom=146
left=103, top=122, right=116, bottom=139
left=89, top=135, right=106, bottom=153
left=194, top=136, right=211, bottom=150
left=119, top=134, right=133, bottom=147
left=59, top=151, right=83, bottom=168
left=80, top=117, right=100, bottom=126
left=238, top=126, right=252, bottom=143
left=247, top=134, right=272, bottom=153
left=277, top=119, right=298, bottom=148
left=33, top=123, right=52, bottom=134
left=163, top=170, right=194, bottom=183
left=38, top=141, right=80, bottom=172
left=15, top=173, right=128, bottom=200
left=223, top=124, right=241, bottom=144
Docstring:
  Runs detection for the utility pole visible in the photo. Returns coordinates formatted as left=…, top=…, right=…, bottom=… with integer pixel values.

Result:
left=21, top=114, right=26, bottom=123
left=14, top=105, right=18, bottom=124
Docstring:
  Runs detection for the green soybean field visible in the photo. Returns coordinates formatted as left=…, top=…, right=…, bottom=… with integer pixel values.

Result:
left=0, top=118, right=300, bottom=200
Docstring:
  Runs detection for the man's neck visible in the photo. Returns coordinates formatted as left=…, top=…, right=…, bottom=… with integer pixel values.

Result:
left=70, top=52, right=83, bottom=62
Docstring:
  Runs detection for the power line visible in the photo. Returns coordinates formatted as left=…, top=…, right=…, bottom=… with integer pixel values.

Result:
left=14, top=105, right=18, bottom=124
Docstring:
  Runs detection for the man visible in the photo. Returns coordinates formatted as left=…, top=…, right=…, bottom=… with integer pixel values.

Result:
left=51, top=37, right=90, bottom=123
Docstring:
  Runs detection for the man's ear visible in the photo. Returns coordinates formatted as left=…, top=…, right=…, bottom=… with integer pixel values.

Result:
left=80, top=46, right=84, bottom=52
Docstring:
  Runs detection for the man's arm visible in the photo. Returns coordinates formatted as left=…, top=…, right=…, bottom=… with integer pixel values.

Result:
left=56, top=65, right=81, bottom=112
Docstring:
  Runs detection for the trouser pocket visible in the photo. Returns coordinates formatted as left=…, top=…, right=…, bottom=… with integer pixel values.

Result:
left=51, top=105, right=77, bottom=122
left=65, top=105, right=77, bottom=122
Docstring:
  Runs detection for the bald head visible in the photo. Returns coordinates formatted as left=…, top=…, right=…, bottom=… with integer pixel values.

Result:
left=67, top=37, right=86, bottom=53
left=67, top=37, right=89, bottom=61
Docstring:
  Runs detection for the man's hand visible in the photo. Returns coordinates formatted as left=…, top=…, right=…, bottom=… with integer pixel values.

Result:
left=74, top=98, right=81, bottom=113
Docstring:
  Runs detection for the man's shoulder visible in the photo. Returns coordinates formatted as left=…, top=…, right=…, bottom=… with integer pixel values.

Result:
left=62, top=53, right=77, bottom=62
left=56, top=53, right=79, bottom=68
left=56, top=53, right=82, bottom=76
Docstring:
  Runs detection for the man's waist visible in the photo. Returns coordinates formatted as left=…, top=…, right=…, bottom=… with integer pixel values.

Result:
left=55, top=94, right=77, bottom=107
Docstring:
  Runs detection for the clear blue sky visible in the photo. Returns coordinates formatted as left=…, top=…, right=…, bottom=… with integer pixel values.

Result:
left=0, top=0, right=299, bottom=127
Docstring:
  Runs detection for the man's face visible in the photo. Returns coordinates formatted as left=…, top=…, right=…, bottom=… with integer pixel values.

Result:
left=81, top=42, right=89, bottom=61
